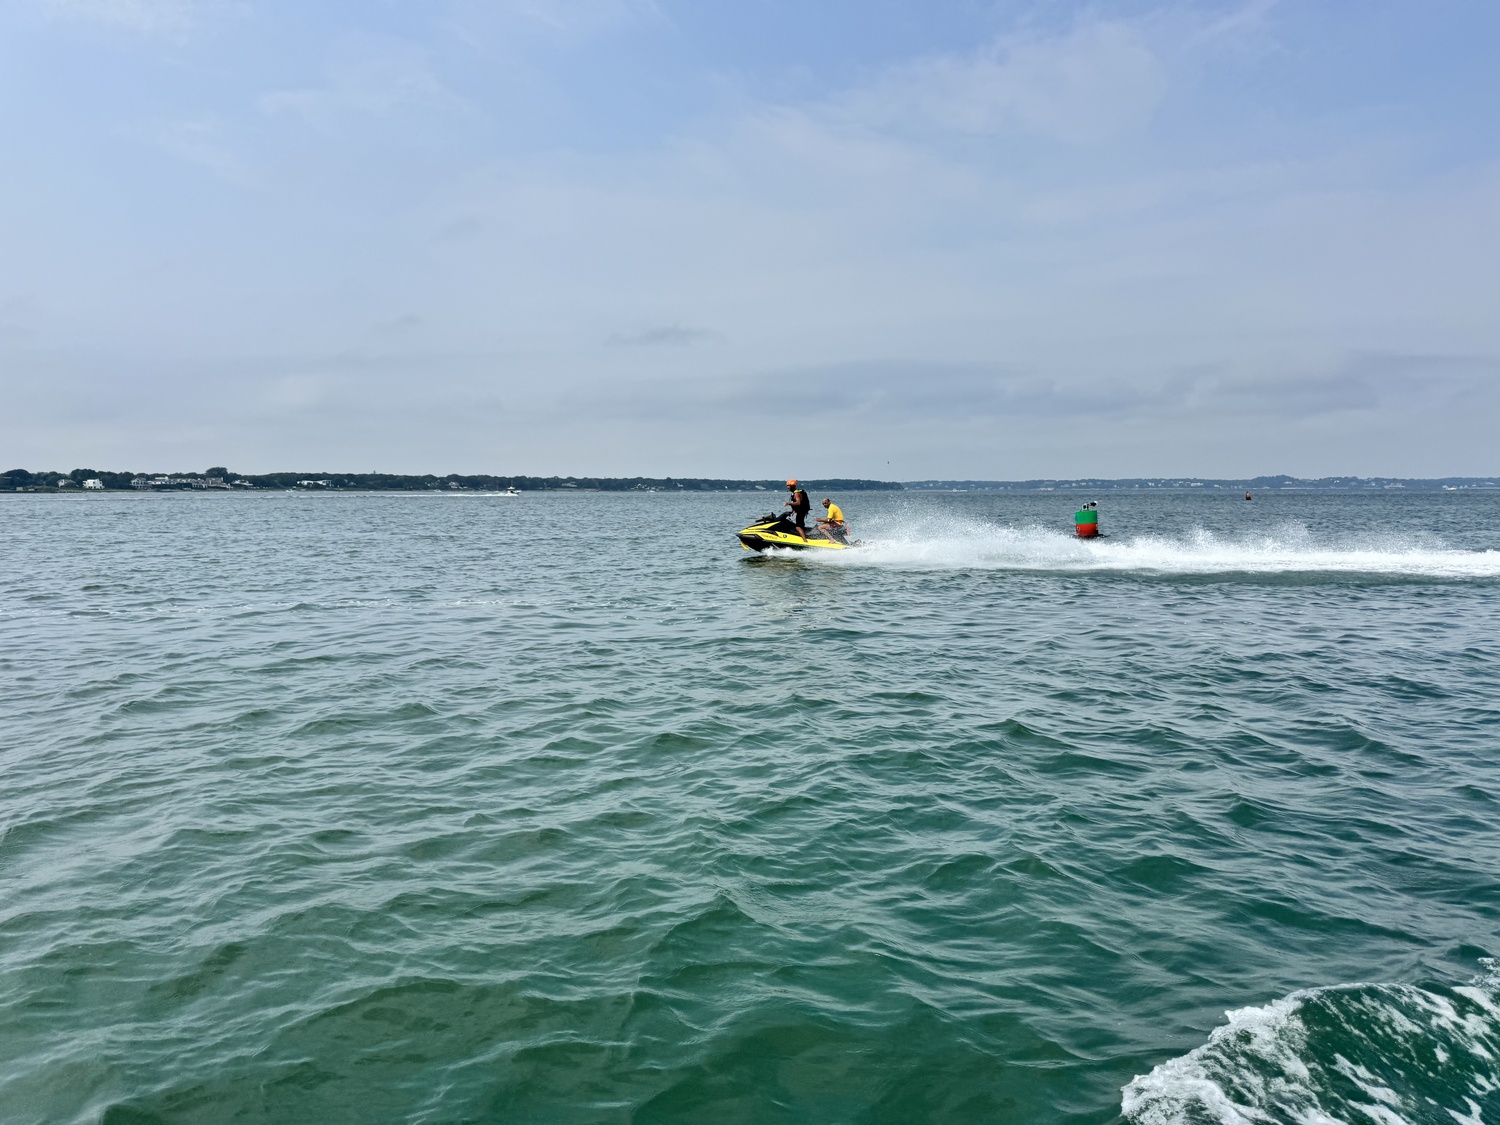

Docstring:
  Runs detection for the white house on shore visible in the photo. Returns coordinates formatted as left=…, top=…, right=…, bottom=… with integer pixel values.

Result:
left=83, top=479, right=104, bottom=490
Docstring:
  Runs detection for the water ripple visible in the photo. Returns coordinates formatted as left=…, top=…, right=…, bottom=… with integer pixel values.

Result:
left=2, top=491, right=1498, bottom=1123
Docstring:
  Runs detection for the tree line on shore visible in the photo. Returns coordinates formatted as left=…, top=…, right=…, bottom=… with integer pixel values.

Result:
left=1, top=468, right=905, bottom=492
left=8, top=468, right=1495, bottom=493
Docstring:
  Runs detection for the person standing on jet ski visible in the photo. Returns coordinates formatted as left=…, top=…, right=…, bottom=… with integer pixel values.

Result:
left=784, top=479, right=810, bottom=542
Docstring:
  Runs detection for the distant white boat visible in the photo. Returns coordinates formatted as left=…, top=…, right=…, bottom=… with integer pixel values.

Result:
left=504, top=487, right=520, bottom=496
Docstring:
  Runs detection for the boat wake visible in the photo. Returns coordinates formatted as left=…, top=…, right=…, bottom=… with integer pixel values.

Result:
left=1122, top=964, right=1500, bottom=1125
left=811, top=518, right=1500, bottom=578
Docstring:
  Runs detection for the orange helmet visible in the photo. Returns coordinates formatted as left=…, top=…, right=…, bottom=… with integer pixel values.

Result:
left=786, top=479, right=798, bottom=487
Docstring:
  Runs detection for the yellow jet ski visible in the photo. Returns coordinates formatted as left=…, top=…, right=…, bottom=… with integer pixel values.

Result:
left=737, top=513, right=857, bottom=552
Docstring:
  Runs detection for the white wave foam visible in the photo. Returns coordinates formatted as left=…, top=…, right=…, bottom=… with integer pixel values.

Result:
left=810, top=518, right=1500, bottom=578
left=1122, top=965, right=1500, bottom=1125
left=1123, top=995, right=1310, bottom=1125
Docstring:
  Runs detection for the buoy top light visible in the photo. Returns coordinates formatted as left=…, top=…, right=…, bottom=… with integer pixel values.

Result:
left=1074, top=502, right=1101, bottom=537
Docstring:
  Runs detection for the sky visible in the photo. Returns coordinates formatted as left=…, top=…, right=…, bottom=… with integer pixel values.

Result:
left=1, top=0, right=1498, bottom=479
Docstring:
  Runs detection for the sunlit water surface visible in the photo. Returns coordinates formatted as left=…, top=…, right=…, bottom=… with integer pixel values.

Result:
left=3, top=490, right=1499, bottom=1125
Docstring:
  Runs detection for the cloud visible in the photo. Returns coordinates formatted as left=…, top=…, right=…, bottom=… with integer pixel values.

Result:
left=441, top=0, right=661, bottom=43
left=607, top=324, right=720, bottom=347
left=37, top=0, right=191, bottom=32
left=559, top=351, right=1500, bottom=430
left=434, top=215, right=484, bottom=244
left=6, top=0, right=1498, bottom=478
left=0, top=296, right=37, bottom=343
left=260, top=35, right=468, bottom=130
left=503, top=0, right=658, bottom=35
left=6, top=342, right=1497, bottom=479
left=1213, top=352, right=1500, bottom=419
left=833, top=20, right=1169, bottom=145
left=33, top=0, right=241, bottom=37
left=129, top=118, right=252, bottom=184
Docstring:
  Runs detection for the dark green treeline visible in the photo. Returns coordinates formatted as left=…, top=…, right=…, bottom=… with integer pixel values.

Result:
left=1, top=468, right=903, bottom=492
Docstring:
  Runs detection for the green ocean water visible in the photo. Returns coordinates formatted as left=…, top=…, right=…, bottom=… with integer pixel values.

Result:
left=3, top=489, right=1499, bottom=1125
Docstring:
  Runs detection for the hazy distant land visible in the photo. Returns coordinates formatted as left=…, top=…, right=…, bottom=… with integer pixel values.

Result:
left=5, top=470, right=1498, bottom=494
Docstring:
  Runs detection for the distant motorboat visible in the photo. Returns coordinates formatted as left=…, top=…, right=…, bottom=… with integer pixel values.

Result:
left=504, top=486, right=520, bottom=496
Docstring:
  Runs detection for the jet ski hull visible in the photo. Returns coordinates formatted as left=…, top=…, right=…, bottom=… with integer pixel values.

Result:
left=737, top=515, right=854, bottom=552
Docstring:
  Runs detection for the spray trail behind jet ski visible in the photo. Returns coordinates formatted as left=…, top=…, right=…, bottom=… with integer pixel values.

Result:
left=807, top=516, right=1500, bottom=578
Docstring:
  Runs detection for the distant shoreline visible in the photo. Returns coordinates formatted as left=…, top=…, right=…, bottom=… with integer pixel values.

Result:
left=904, top=475, right=1500, bottom=492
left=5, top=470, right=1498, bottom=494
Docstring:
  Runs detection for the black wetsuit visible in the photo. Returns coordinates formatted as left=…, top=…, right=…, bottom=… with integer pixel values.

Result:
left=788, top=489, right=810, bottom=531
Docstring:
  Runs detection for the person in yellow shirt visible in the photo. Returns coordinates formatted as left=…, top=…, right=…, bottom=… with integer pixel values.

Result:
left=817, top=497, right=848, bottom=543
